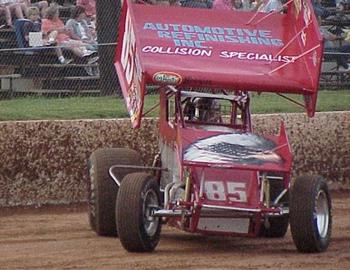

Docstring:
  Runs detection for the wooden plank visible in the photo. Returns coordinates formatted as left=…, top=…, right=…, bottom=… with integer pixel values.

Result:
left=0, top=74, right=21, bottom=79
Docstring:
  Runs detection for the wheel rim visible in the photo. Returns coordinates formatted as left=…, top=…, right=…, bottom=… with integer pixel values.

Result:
left=315, top=190, right=329, bottom=238
left=143, top=189, right=159, bottom=236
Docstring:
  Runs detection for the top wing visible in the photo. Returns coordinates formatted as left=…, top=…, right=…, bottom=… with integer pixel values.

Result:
left=115, top=0, right=323, bottom=127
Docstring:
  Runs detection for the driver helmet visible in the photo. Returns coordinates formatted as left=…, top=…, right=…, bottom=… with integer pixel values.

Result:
left=194, top=98, right=221, bottom=123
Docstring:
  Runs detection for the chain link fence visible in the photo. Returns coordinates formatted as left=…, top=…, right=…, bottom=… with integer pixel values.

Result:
left=0, top=0, right=121, bottom=100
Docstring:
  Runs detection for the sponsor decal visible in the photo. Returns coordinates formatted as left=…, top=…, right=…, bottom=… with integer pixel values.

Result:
left=121, top=11, right=142, bottom=123
left=294, top=0, right=302, bottom=18
left=312, top=50, right=317, bottom=66
left=142, top=46, right=212, bottom=56
left=301, top=0, right=311, bottom=46
left=153, top=71, right=182, bottom=85
left=121, top=11, right=136, bottom=86
left=220, top=51, right=296, bottom=63
left=142, top=46, right=296, bottom=63
left=303, top=1, right=311, bottom=26
left=143, top=23, right=284, bottom=49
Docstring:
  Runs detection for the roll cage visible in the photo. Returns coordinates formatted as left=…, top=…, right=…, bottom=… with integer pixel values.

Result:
left=164, top=86, right=252, bottom=132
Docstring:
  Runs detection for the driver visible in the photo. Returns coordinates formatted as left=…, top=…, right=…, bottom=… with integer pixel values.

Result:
left=193, top=98, right=222, bottom=123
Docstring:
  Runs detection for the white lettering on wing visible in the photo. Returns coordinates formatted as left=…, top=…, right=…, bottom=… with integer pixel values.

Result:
left=219, top=51, right=296, bottom=63
left=141, top=46, right=212, bottom=57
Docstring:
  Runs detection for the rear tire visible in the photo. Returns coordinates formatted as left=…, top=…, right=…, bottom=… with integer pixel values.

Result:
left=88, top=148, right=142, bottom=236
left=290, top=175, right=332, bottom=253
left=116, top=173, right=161, bottom=252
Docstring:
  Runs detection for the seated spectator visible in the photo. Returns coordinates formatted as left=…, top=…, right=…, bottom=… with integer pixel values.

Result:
left=212, top=0, right=232, bottom=9
left=320, top=23, right=350, bottom=71
left=212, top=0, right=250, bottom=10
left=23, top=6, right=72, bottom=64
left=76, top=0, right=95, bottom=18
left=22, top=6, right=41, bottom=47
left=65, top=5, right=97, bottom=52
left=312, top=0, right=331, bottom=19
left=256, top=0, right=283, bottom=13
left=76, top=0, right=96, bottom=31
left=232, top=0, right=252, bottom=10
left=0, top=0, right=25, bottom=25
left=22, top=0, right=49, bottom=18
left=336, top=0, right=350, bottom=10
left=241, top=0, right=252, bottom=10
left=42, top=5, right=95, bottom=59
left=0, top=2, right=13, bottom=27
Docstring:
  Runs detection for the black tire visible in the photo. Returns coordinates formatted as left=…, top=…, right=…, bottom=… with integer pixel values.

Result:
left=88, top=148, right=142, bottom=236
left=290, top=175, right=332, bottom=253
left=116, top=173, right=161, bottom=252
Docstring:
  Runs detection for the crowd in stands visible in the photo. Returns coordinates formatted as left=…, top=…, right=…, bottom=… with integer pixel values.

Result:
left=0, top=0, right=48, bottom=28
left=312, top=0, right=350, bottom=71
left=1, top=0, right=350, bottom=76
left=0, top=0, right=97, bottom=75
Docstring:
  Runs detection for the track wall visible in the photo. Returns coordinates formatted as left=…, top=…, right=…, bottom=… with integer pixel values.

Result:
left=0, top=112, right=349, bottom=207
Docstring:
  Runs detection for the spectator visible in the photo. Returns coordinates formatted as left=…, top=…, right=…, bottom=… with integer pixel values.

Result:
left=312, top=0, right=331, bottom=19
left=42, top=5, right=95, bottom=59
left=212, top=0, right=232, bottom=9
left=76, top=0, right=95, bottom=18
left=23, top=6, right=72, bottom=64
left=320, top=24, right=350, bottom=71
left=76, top=0, right=96, bottom=31
left=0, top=0, right=25, bottom=25
left=0, top=1, right=13, bottom=27
left=212, top=0, right=251, bottom=10
left=22, top=0, right=49, bottom=18
left=336, top=0, right=349, bottom=10
left=257, top=0, right=283, bottom=12
left=241, top=0, right=252, bottom=10
left=232, top=0, right=252, bottom=10
left=65, top=5, right=97, bottom=51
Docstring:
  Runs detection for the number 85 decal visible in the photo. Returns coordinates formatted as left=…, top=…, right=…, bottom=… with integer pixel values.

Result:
left=204, top=181, right=247, bottom=202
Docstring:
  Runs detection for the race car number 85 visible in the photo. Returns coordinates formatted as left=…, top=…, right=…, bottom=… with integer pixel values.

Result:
left=204, top=181, right=247, bottom=202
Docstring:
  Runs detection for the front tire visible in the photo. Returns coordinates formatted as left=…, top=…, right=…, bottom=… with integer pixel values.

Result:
left=88, top=148, right=142, bottom=236
left=116, top=173, right=161, bottom=252
left=290, top=175, right=332, bottom=253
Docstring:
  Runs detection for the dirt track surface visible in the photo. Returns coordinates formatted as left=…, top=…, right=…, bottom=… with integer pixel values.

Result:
left=1, top=191, right=350, bottom=270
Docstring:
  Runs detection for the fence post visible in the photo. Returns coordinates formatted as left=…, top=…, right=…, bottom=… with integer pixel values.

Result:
left=96, top=0, right=122, bottom=96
